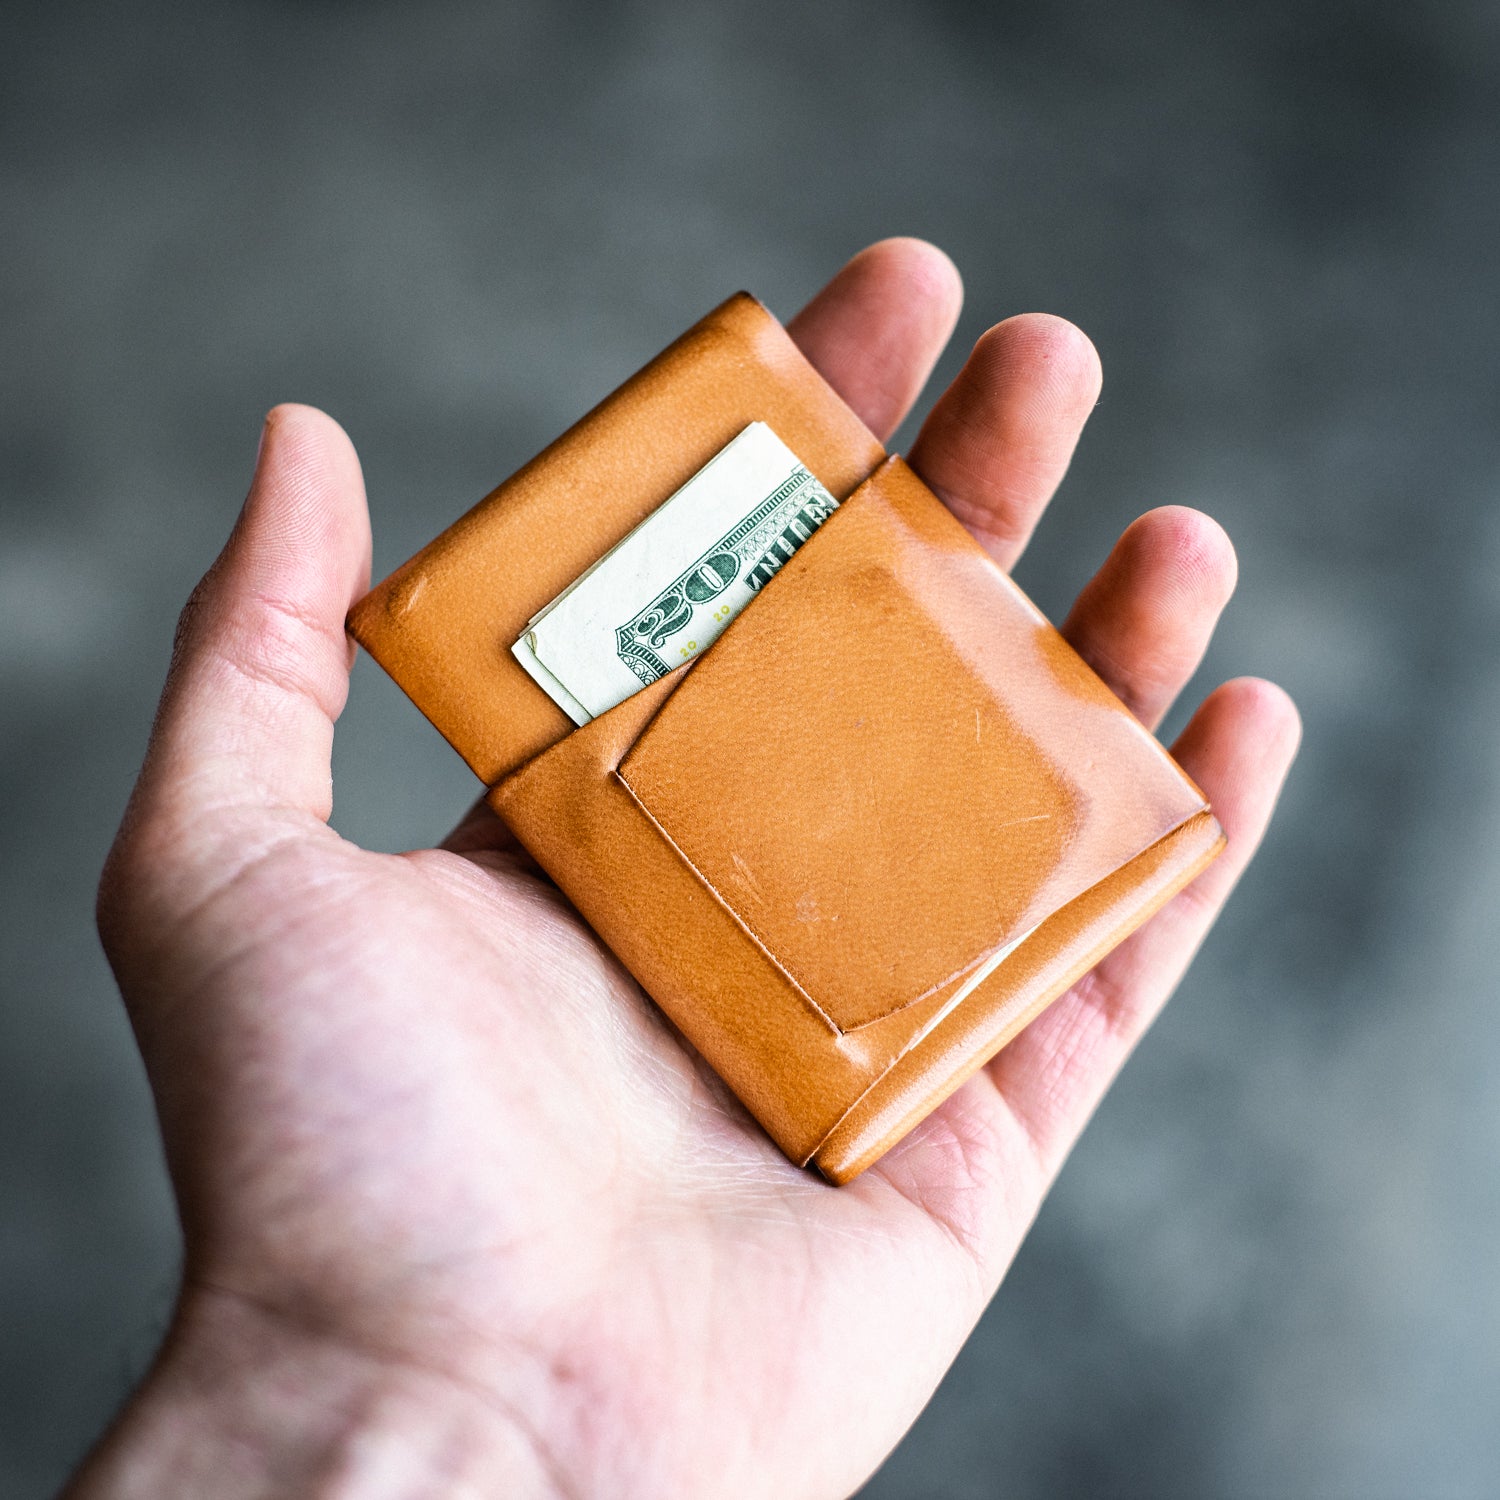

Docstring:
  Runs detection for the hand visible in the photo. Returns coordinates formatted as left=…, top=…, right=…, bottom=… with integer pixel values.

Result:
left=70, top=240, right=1299, bottom=1500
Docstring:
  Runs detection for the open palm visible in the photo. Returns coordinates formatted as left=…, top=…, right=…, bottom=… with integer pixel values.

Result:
left=73, top=241, right=1299, bottom=1500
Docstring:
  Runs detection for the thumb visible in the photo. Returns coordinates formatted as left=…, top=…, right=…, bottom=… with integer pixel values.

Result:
left=112, top=404, right=371, bottom=871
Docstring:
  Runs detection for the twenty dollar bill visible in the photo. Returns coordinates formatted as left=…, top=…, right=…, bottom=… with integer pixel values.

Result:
left=514, top=423, right=838, bottom=724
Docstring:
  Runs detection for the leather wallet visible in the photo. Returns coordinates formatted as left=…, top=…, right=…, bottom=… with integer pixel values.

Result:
left=348, top=293, right=1225, bottom=1183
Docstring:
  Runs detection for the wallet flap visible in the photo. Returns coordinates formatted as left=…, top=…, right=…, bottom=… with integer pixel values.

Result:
left=347, top=293, right=885, bottom=785
left=810, top=808, right=1226, bottom=1182
left=615, top=458, right=1210, bottom=1031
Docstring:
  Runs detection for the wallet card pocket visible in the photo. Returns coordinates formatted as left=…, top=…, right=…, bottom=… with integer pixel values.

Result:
left=614, top=457, right=1205, bottom=1032
left=491, top=457, right=1216, bottom=1169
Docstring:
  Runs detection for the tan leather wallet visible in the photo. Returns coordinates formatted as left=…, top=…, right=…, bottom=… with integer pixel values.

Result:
left=348, top=293, right=1224, bottom=1183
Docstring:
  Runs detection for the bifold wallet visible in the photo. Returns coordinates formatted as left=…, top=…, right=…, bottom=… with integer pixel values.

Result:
left=347, top=292, right=1225, bottom=1183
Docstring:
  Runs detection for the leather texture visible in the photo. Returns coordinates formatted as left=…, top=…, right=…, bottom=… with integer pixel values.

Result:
left=347, top=292, right=884, bottom=785
left=349, top=294, right=1225, bottom=1183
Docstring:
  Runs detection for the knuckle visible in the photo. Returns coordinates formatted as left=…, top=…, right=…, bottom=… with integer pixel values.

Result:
left=171, top=565, right=221, bottom=664
left=213, top=591, right=342, bottom=718
left=95, top=824, right=144, bottom=965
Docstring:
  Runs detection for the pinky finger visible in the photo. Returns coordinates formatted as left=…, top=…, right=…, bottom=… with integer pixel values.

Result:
left=985, top=676, right=1302, bottom=1179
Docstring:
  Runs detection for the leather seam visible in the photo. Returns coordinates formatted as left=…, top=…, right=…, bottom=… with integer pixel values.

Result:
left=610, top=768, right=845, bottom=1036
left=615, top=754, right=1200, bottom=1037
left=803, top=806, right=1212, bottom=1167
left=615, top=756, right=1051, bottom=1036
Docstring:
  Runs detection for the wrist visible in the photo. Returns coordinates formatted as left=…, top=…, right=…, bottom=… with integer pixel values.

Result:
left=63, top=1285, right=566, bottom=1500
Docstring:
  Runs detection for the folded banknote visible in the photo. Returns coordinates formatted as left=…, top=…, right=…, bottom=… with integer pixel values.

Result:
left=514, top=422, right=839, bottom=724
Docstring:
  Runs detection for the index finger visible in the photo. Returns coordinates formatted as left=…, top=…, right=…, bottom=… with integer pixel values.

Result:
left=788, top=238, right=963, bottom=441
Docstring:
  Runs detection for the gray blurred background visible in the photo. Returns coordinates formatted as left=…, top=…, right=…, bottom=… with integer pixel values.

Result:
left=3, top=0, right=1497, bottom=1494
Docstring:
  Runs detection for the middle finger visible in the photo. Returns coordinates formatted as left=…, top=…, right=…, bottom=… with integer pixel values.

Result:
left=908, top=312, right=1103, bottom=572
